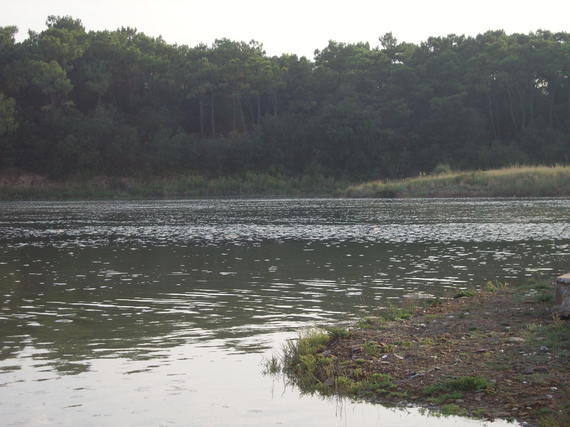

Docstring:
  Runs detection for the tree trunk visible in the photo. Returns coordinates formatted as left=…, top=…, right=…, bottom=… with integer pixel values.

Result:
left=238, top=95, right=246, bottom=132
left=273, top=93, right=278, bottom=116
left=506, top=86, right=519, bottom=134
left=487, top=82, right=497, bottom=142
left=232, top=92, right=237, bottom=133
left=548, top=84, right=556, bottom=127
left=516, top=85, right=527, bottom=130
left=210, top=91, right=216, bottom=138
left=257, top=93, right=261, bottom=127
left=199, top=96, right=205, bottom=137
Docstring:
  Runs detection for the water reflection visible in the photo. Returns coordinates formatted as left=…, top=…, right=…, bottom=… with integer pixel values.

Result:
left=0, top=198, right=568, bottom=426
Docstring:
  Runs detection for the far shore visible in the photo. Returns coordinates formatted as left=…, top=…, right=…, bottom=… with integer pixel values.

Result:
left=1, top=165, right=569, bottom=200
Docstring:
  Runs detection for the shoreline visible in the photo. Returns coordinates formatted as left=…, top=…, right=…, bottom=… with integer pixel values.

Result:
left=1, top=165, right=570, bottom=201
left=343, top=165, right=570, bottom=198
left=269, top=282, right=570, bottom=426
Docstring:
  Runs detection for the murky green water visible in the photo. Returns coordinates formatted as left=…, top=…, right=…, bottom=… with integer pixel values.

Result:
left=1, top=198, right=568, bottom=426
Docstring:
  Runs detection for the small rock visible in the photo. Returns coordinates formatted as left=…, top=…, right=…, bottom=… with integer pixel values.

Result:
left=507, top=337, right=525, bottom=343
left=475, top=348, right=488, bottom=353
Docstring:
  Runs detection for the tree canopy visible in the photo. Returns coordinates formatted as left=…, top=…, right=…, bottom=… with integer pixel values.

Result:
left=0, top=16, right=568, bottom=179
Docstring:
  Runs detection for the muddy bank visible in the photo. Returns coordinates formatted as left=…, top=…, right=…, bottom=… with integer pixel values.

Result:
left=276, top=282, right=570, bottom=426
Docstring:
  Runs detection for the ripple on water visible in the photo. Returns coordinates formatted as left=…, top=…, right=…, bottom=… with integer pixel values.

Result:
left=0, top=199, right=567, bottom=426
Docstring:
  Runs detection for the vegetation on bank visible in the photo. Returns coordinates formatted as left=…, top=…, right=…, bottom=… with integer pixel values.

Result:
left=0, top=17, right=569, bottom=183
left=2, top=165, right=570, bottom=200
left=266, top=280, right=570, bottom=425
left=343, top=165, right=570, bottom=198
left=0, top=171, right=345, bottom=200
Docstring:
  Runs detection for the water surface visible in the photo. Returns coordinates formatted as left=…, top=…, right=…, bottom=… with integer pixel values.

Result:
left=1, top=198, right=569, bottom=426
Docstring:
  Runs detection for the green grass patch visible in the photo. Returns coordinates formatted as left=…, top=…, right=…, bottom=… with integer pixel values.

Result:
left=528, top=322, right=570, bottom=353
left=438, top=404, right=468, bottom=416
left=325, top=326, right=351, bottom=339
left=423, top=376, right=490, bottom=396
left=453, top=289, right=476, bottom=299
left=363, top=341, right=380, bottom=356
left=428, top=391, right=464, bottom=404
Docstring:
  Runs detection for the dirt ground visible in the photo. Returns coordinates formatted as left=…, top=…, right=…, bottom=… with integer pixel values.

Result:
left=318, top=286, right=570, bottom=425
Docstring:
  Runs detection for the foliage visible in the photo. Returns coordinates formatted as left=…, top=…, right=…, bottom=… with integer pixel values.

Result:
left=0, top=17, right=569, bottom=182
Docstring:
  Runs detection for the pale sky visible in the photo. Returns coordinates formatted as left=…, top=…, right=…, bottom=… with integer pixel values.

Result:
left=2, top=0, right=569, bottom=58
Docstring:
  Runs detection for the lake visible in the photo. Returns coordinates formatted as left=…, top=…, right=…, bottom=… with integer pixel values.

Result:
left=1, top=198, right=569, bottom=426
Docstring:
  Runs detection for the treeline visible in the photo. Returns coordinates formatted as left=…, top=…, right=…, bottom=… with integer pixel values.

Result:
left=0, top=16, right=569, bottom=180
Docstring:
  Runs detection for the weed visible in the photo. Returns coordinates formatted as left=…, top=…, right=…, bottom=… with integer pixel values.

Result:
left=420, top=337, right=435, bottom=346
left=530, top=322, right=570, bottom=351
left=326, top=326, right=351, bottom=339
left=335, top=376, right=356, bottom=393
left=453, top=289, right=476, bottom=299
left=424, top=376, right=490, bottom=396
left=524, top=322, right=542, bottom=332
left=383, top=306, right=413, bottom=321
left=439, top=404, right=468, bottom=416
left=262, top=355, right=281, bottom=375
left=485, top=280, right=508, bottom=292
left=352, top=367, right=365, bottom=379
left=281, top=329, right=330, bottom=374
left=428, top=391, right=464, bottom=404
left=363, top=341, right=380, bottom=356
left=536, top=293, right=553, bottom=303
left=352, top=373, right=395, bottom=398
left=387, top=391, right=408, bottom=399
left=421, top=298, right=444, bottom=308
left=539, top=403, right=570, bottom=427
left=357, top=316, right=382, bottom=329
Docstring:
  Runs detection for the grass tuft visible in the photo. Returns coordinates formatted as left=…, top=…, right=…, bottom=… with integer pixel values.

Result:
left=453, top=289, right=476, bottom=299
left=423, top=376, right=491, bottom=396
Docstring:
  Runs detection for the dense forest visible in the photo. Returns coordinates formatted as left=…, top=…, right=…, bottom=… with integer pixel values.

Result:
left=0, top=16, right=569, bottom=181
